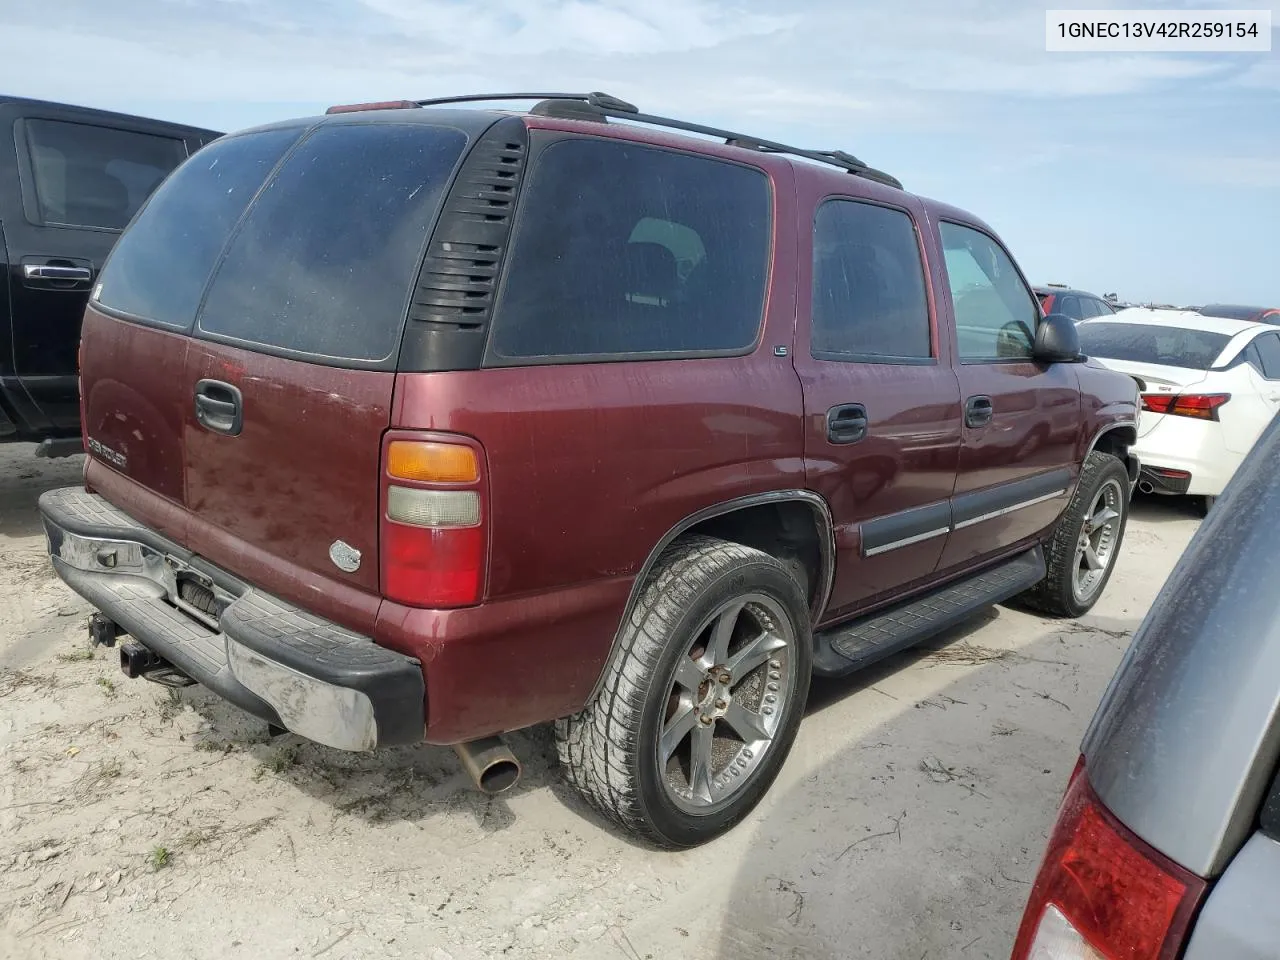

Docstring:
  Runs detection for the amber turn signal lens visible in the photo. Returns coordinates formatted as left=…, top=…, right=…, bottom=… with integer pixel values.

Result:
left=386, top=441, right=479, bottom=483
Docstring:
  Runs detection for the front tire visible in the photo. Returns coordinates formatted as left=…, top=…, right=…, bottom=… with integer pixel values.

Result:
left=556, top=536, right=812, bottom=848
left=1021, top=451, right=1130, bottom=618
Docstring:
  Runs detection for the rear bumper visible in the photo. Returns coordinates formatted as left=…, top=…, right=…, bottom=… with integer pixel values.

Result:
left=1132, top=419, right=1235, bottom=497
left=1137, top=466, right=1192, bottom=496
left=39, top=487, right=425, bottom=751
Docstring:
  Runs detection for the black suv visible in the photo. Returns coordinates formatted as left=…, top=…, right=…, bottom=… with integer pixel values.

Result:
left=0, top=97, right=219, bottom=455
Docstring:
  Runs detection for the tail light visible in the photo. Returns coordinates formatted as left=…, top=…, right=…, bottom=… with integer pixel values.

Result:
left=1011, top=760, right=1206, bottom=960
left=380, top=435, right=487, bottom=608
left=1140, top=393, right=1229, bottom=420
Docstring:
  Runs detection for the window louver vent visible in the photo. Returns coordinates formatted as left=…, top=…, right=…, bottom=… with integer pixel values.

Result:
left=399, top=116, right=530, bottom=372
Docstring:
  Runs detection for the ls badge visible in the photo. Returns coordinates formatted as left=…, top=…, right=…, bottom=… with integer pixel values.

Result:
left=329, top=540, right=362, bottom=574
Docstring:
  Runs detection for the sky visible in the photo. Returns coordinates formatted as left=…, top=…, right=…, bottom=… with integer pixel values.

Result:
left=2, top=0, right=1276, bottom=307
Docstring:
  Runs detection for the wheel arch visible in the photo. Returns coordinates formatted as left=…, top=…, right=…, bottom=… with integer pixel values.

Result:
left=1085, top=421, right=1140, bottom=489
left=584, top=490, right=835, bottom=703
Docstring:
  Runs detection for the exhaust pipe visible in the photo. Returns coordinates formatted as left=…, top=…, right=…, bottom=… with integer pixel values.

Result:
left=1138, top=480, right=1155, bottom=495
left=453, top=737, right=522, bottom=794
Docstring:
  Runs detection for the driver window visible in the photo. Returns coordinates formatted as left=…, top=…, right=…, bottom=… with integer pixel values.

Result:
left=940, top=222, right=1038, bottom=361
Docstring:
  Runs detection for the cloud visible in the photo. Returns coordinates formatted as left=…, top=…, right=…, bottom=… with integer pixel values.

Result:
left=355, top=0, right=796, bottom=55
left=1181, top=156, right=1280, bottom=189
left=2, top=0, right=1267, bottom=114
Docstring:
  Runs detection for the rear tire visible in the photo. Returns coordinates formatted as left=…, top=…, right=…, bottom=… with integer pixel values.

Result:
left=1198, top=495, right=1216, bottom=517
left=555, top=536, right=811, bottom=848
left=1020, top=452, right=1130, bottom=618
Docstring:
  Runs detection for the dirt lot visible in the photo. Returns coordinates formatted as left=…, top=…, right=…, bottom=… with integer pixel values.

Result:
left=0, top=442, right=1202, bottom=960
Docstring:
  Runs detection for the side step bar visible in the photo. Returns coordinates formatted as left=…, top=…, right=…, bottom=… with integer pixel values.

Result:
left=812, top=546, right=1046, bottom=677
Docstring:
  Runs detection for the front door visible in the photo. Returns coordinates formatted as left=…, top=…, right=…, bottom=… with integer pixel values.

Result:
left=5, top=108, right=194, bottom=433
left=794, top=194, right=962, bottom=624
left=933, top=220, right=1081, bottom=573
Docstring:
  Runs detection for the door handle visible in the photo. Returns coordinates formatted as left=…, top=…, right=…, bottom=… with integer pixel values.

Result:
left=23, top=264, right=93, bottom=282
left=965, top=395, right=994, bottom=428
left=194, top=380, right=243, bottom=436
left=827, top=403, right=868, bottom=444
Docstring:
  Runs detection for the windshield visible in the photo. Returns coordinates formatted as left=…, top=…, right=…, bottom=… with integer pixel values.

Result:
left=1079, top=322, right=1231, bottom=370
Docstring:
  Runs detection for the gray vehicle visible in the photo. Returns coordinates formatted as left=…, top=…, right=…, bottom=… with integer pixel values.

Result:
left=1010, top=410, right=1280, bottom=959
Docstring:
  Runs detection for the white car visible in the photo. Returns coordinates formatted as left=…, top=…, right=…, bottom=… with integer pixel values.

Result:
left=1077, top=308, right=1280, bottom=513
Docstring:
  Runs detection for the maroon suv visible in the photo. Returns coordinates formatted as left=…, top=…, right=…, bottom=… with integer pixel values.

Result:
left=40, top=92, right=1140, bottom=848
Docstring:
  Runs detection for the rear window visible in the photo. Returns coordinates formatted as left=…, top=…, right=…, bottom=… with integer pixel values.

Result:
left=197, top=123, right=468, bottom=364
left=487, top=137, right=770, bottom=361
left=1079, top=322, right=1231, bottom=370
left=96, top=128, right=301, bottom=329
left=24, top=119, right=189, bottom=230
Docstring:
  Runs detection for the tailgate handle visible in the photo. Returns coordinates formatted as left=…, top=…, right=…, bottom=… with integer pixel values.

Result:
left=194, top=380, right=243, bottom=437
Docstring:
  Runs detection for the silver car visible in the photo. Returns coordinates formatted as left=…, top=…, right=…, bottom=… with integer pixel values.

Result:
left=1011, top=411, right=1280, bottom=959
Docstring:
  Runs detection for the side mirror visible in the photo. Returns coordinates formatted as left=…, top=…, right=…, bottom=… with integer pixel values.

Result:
left=1034, top=313, right=1081, bottom=363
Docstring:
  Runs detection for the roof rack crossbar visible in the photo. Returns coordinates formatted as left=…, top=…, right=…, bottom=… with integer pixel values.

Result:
left=405, top=91, right=903, bottom=189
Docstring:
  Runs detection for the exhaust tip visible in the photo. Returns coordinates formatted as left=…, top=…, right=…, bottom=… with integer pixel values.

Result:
left=453, top=737, right=522, bottom=795
left=1138, top=481, right=1154, bottom=495
left=478, top=759, right=522, bottom=795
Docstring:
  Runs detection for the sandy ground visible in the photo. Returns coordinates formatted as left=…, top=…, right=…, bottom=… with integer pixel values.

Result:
left=0, top=442, right=1203, bottom=960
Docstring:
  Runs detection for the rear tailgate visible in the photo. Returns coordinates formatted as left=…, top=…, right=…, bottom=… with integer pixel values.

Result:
left=85, top=115, right=472, bottom=633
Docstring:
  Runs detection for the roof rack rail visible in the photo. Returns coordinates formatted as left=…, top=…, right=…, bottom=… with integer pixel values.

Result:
left=396, top=91, right=903, bottom=190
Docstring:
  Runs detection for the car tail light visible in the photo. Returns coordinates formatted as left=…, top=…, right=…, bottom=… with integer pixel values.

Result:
left=1010, top=760, right=1206, bottom=960
left=1140, top=393, right=1229, bottom=420
left=380, top=435, right=486, bottom=608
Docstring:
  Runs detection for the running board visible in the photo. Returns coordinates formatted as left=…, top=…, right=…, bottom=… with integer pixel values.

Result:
left=811, top=546, right=1046, bottom=677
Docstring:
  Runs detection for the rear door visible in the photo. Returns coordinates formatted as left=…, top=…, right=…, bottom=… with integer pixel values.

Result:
left=85, top=117, right=471, bottom=632
left=1222, top=332, right=1280, bottom=455
left=933, top=220, right=1080, bottom=571
left=792, top=191, right=962, bottom=620
left=5, top=104, right=207, bottom=433
left=180, top=120, right=469, bottom=630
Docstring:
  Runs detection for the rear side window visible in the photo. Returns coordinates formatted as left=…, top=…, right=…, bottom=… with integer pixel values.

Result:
left=23, top=119, right=188, bottom=230
left=1057, top=295, right=1082, bottom=321
left=811, top=200, right=931, bottom=362
left=1252, top=332, right=1280, bottom=379
left=1079, top=298, right=1103, bottom=320
left=95, top=129, right=300, bottom=329
left=198, top=123, right=468, bottom=364
left=940, top=222, right=1038, bottom=361
left=488, top=138, right=770, bottom=361
left=1078, top=322, right=1231, bottom=370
